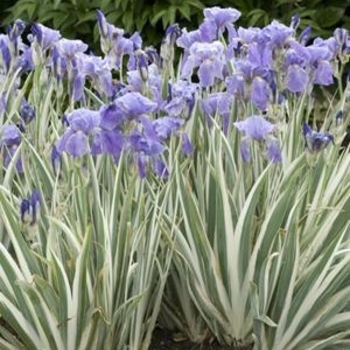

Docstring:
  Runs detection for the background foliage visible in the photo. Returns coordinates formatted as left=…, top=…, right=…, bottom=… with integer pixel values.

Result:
left=1, top=0, right=350, bottom=51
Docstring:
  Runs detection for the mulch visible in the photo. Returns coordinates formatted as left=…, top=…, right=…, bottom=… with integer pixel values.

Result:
left=150, top=328, right=254, bottom=350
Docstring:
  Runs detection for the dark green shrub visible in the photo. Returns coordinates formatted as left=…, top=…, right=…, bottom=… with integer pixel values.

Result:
left=2, top=0, right=350, bottom=50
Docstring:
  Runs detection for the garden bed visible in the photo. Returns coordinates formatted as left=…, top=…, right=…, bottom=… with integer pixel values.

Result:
left=150, top=328, right=253, bottom=350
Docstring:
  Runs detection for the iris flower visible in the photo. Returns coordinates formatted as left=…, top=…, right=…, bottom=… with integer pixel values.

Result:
left=234, top=115, right=281, bottom=163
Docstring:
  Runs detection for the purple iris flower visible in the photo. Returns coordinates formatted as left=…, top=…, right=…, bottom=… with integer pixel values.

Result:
left=225, top=73, right=245, bottom=97
left=307, top=46, right=334, bottom=86
left=101, top=28, right=142, bottom=70
left=201, top=92, right=232, bottom=132
left=152, top=117, right=184, bottom=139
left=234, top=115, right=281, bottom=163
left=29, top=23, right=61, bottom=51
left=181, top=40, right=225, bottom=87
left=164, top=80, right=198, bottom=119
left=261, top=20, right=294, bottom=47
left=57, top=108, right=125, bottom=160
left=52, top=39, right=88, bottom=100
left=251, top=76, right=270, bottom=111
left=116, top=92, right=157, bottom=120
left=0, top=35, right=11, bottom=72
left=246, top=41, right=273, bottom=69
left=56, top=109, right=101, bottom=157
left=302, top=123, right=334, bottom=152
left=96, top=10, right=123, bottom=43
left=164, top=24, right=182, bottom=46
left=201, top=7, right=241, bottom=40
left=127, top=64, right=162, bottom=106
left=17, top=46, right=35, bottom=72
left=284, top=43, right=311, bottom=92
left=55, top=38, right=88, bottom=59
left=77, top=53, right=114, bottom=97
left=0, top=124, right=23, bottom=172
left=128, top=131, right=166, bottom=178
left=234, top=115, right=275, bottom=140
left=177, top=28, right=204, bottom=51
left=21, top=190, right=41, bottom=225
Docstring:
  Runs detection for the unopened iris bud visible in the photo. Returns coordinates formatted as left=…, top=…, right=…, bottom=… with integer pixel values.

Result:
left=145, top=46, right=161, bottom=67
left=290, top=14, right=300, bottom=31
left=7, top=19, right=26, bottom=55
left=164, top=24, right=181, bottom=46
left=20, top=98, right=35, bottom=125
left=20, top=199, right=31, bottom=224
left=167, top=82, right=172, bottom=102
left=136, top=51, right=148, bottom=81
left=21, top=190, right=41, bottom=225
left=161, top=24, right=181, bottom=64
left=51, top=145, right=61, bottom=176
left=30, top=190, right=41, bottom=225
left=335, top=110, right=343, bottom=126
left=96, top=10, right=109, bottom=39
left=334, top=28, right=348, bottom=52
left=299, top=26, right=311, bottom=46
left=62, top=114, right=69, bottom=127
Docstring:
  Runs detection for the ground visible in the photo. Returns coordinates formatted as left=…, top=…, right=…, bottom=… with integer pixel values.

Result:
left=150, top=328, right=254, bottom=350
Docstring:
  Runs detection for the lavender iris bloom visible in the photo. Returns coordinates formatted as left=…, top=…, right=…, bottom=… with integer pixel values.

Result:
left=56, top=109, right=101, bottom=157
left=181, top=41, right=225, bottom=87
left=55, top=38, right=88, bottom=59
left=0, top=124, right=23, bottom=172
left=29, top=23, right=61, bottom=51
left=77, top=53, right=114, bottom=97
left=128, top=131, right=165, bottom=178
left=164, top=24, right=182, bottom=46
left=284, top=43, right=311, bottom=92
left=234, top=115, right=281, bottom=163
left=127, top=64, right=162, bottom=105
left=201, top=92, right=232, bottom=132
left=261, top=20, right=294, bottom=47
left=164, top=80, right=198, bottom=119
left=116, top=92, right=157, bottom=120
left=302, top=123, right=334, bottom=152
left=52, top=39, right=88, bottom=100
left=201, top=7, right=241, bottom=40
left=96, top=10, right=125, bottom=55
left=56, top=108, right=124, bottom=160
left=0, top=35, right=11, bottom=72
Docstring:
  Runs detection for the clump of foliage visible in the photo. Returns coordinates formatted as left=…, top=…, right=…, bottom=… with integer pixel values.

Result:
left=0, top=5, right=350, bottom=350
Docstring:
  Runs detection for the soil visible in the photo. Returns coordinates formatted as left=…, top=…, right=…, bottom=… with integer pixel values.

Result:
left=150, top=328, right=254, bottom=350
